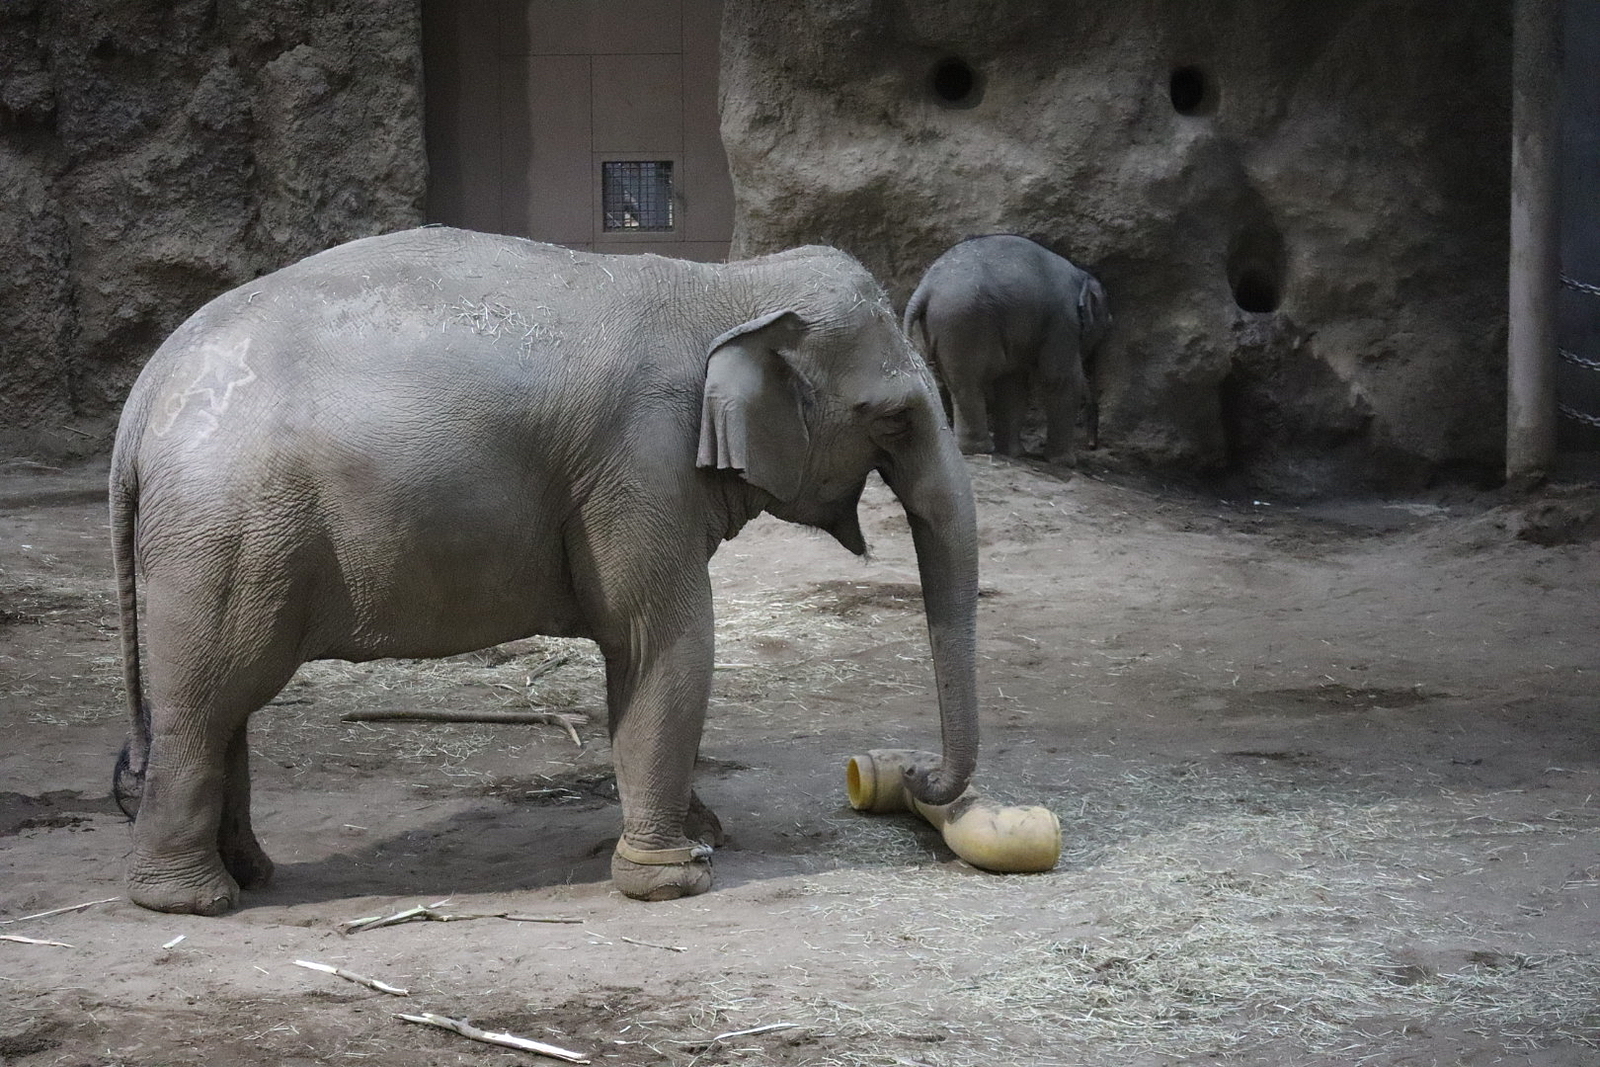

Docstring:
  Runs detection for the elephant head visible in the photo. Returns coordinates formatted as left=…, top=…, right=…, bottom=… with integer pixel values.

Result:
left=698, top=251, right=980, bottom=805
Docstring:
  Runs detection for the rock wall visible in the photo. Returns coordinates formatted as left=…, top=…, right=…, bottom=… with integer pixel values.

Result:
left=721, top=0, right=1512, bottom=494
left=0, top=0, right=425, bottom=460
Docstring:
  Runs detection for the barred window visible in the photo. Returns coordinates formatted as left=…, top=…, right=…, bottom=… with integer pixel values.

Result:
left=601, top=161, right=674, bottom=232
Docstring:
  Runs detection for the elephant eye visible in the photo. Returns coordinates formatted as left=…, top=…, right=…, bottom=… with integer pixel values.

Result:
left=870, top=407, right=915, bottom=442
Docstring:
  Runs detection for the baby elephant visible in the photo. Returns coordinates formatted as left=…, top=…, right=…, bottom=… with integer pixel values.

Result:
left=904, top=235, right=1110, bottom=464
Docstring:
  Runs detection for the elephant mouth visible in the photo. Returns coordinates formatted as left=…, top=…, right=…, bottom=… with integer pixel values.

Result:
left=818, top=480, right=870, bottom=557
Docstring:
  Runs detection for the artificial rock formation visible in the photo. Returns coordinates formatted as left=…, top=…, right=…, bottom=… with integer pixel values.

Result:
left=0, top=0, right=425, bottom=459
left=721, top=0, right=1513, bottom=493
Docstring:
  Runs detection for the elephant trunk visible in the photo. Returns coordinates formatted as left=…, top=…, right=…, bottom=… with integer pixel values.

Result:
left=880, top=419, right=981, bottom=807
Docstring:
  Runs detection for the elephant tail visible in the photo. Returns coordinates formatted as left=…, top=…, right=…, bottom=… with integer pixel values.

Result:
left=902, top=284, right=931, bottom=354
left=110, top=448, right=149, bottom=820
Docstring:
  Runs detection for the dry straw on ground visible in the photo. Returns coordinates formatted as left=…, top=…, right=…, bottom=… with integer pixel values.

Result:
left=777, top=764, right=1600, bottom=1064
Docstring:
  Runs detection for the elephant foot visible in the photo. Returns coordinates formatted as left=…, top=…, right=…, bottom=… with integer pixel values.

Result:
left=686, top=792, right=726, bottom=848
left=127, top=854, right=240, bottom=916
left=611, top=840, right=714, bottom=902
left=220, top=836, right=275, bottom=890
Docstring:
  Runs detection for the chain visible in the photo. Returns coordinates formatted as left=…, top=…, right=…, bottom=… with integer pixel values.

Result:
left=1559, top=347, right=1600, bottom=371
left=1562, top=274, right=1600, bottom=297
left=1559, top=403, right=1600, bottom=428
left=1541, top=277, right=1600, bottom=426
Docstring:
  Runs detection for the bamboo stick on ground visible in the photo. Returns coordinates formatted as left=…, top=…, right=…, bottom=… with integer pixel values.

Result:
left=340, top=708, right=587, bottom=745
left=709, top=1023, right=799, bottom=1042
left=618, top=935, right=686, bottom=952
left=295, top=959, right=409, bottom=996
left=0, top=897, right=119, bottom=925
left=395, top=1011, right=589, bottom=1063
left=342, top=903, right=583, bottom=933
left=1, top=935, right=73, bottom=947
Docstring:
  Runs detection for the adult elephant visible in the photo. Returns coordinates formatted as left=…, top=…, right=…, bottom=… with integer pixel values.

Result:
left=110, top=227, right=980, bottom=916
left=904, top=235, right=1111, bottom=464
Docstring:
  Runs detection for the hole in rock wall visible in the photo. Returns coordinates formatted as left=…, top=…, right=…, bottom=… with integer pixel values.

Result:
left=1227, top=225, right=1286, bottom=314
left=930, top=57, right=982, bottom=108
left=1169, top=66, right=1213, bottom=115
left=1232, top=269, right=1280, bottom=314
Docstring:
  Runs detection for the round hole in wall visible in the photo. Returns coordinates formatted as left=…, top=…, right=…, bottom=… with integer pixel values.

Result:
left=1231, top=268, right=1280, bottom=313
left=930, top=57, right=980, bottom=106
left=1227, top=223, right=1287, bottom=314
left=1169, top=65, right=1211, bottom=115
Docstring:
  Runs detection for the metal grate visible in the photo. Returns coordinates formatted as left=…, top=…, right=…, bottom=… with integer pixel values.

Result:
left=601, top=161, right=674, bottom=232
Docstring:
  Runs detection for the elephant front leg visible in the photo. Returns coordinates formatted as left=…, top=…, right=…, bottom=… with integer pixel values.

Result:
left=603, top=615, right=718, bottom=902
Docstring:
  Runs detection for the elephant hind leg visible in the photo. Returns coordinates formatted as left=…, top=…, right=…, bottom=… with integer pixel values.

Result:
left=929, top=320, right=1003, bottom=456
left=127, top=708, right=246, bottom=916
left=130, top=702, right=281, bottom=913
left=217, top=724, right=273, bottom=889
left=989, top=372, right=1030, bottom=457
left=128, top=593, right=300, bottom=914
left=947, top=373, right=995, bottom=455
left=1038, top=325, right=1089, bottom=466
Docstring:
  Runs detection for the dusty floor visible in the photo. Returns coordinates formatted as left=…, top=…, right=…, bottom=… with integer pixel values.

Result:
left=1, top=454, right=1597, bottom=1067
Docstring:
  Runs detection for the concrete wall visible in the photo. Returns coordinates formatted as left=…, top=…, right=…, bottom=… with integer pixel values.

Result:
left=0, top=0, right=1525, bottom=495
left=0, top=0, right=425, bottom=460
left=721, top=0, right=1514, bottom=494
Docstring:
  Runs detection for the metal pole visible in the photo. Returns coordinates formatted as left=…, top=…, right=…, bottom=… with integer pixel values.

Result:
left=1506, top=0, right=1562, bottom=486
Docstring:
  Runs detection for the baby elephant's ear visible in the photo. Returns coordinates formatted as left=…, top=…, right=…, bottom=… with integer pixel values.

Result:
left=1077, top=277, right=1112, bottom=349
left=697, top=311, right=811, bottom=502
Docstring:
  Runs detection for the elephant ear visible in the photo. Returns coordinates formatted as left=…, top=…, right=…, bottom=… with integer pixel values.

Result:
left=697, top=310, right=812, bottom=501
left=1077, top=277, right=1112, bottom=351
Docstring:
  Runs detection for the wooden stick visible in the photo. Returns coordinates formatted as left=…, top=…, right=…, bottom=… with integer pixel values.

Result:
left=523, top=654, right=570, bottom=682
left=1, top=935, right=73, bottom=947
left=0, top=897, right=120, bottom=925
left=618, top=935, right=686, bottom=953
left=341, top=708, right=585, bottom=725
left=294, top=958, right=409, bottom=996
left=342, top=904, right=432, bottom=932
left=709, top=1022, right=799, bottom=1043
left=395, top=1011, right=589, bottom=1063
left=340, top=708, right=587, bottom=745
left=343, top=904, right=583, bottom=933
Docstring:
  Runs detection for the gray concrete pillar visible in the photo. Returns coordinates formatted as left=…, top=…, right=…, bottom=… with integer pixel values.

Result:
left=1507, top=0, right=1562, bottom=485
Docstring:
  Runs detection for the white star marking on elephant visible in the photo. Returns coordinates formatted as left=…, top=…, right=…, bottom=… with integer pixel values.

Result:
left=154, top=337, right=258, bottom=440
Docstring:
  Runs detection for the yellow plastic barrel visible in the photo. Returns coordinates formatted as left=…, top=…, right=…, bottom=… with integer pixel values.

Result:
left=846, top=749, right=1061, bottom=873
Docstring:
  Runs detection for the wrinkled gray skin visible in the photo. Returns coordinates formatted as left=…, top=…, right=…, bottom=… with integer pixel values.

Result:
left=904, top=235, right=1111, bottom=464
left=110, top=227, right=980, bottom=916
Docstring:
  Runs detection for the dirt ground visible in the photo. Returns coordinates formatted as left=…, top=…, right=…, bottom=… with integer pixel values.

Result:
left=2, top=453, right=1597, bottom=1067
